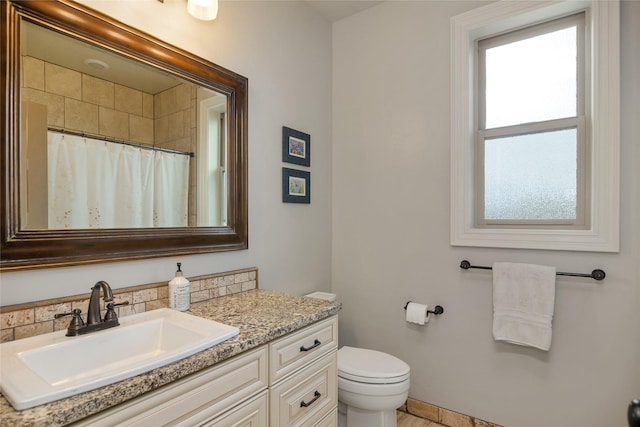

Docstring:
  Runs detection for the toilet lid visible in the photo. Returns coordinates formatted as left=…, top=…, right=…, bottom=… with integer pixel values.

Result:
left=338, top=346, right=410, bottom=384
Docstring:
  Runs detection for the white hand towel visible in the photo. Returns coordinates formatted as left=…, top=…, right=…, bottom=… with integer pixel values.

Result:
left=492, top=262, right=556, bottom=351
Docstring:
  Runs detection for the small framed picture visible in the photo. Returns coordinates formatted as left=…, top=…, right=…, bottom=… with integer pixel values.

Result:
left=282, top=168, right=310, bottom=204
left=282, top=126, right=310, bottom=167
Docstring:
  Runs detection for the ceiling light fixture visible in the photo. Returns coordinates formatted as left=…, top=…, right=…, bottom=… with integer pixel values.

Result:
left=187, top=0, right=218, bottom=21
left=84, top=58, right=109, bottom=70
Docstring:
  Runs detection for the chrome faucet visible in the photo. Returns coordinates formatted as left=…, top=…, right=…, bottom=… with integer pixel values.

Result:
left=55, top=281, right=129, bottom=336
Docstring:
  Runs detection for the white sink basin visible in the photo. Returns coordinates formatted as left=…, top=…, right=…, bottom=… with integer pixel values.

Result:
left=0, top=308, right=239, bottom=410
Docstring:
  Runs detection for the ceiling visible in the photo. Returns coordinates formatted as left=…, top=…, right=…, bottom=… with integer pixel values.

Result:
left=22, top=2, right=385, bottom=95
left=23, top=21, right=182, bottom=94
left=304, top=1, right=384, bottom=22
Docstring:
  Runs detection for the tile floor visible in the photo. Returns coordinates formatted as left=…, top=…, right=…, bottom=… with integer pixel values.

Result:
left=397, top=411, right=446, bottom=427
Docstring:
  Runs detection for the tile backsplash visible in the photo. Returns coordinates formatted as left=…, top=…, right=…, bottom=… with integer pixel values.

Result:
left=0, top=267, right=258, bottom=343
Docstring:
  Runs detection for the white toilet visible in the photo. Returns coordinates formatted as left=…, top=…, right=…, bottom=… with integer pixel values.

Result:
left=337, top=346, right=410, bottom=427
left=303, top=292, right=410, bottom=427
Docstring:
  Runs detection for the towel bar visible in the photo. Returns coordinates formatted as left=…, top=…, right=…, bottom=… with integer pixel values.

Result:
left=459, top=260, right=606, bottom=281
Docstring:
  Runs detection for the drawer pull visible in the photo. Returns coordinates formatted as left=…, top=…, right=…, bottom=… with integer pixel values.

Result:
left=300, top=391, right=321, bottom=408
left=300, top=339, right=321, bottom=352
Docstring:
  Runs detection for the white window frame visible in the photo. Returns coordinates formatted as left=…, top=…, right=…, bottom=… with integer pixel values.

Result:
left=450, top=0, right=620, bottom=252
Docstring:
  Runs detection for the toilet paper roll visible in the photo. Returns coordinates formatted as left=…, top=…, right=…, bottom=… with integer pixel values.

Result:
left=406, top=302, right=430, bottom=325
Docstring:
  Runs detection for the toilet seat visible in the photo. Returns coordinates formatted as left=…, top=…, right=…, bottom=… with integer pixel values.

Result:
left=338, top=346, right=410, bottom=384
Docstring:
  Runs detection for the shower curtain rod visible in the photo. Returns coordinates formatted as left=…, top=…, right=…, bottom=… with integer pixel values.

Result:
left=48, top=127, right=194, bottom=157
left=459, top=260, right=606, bottom=281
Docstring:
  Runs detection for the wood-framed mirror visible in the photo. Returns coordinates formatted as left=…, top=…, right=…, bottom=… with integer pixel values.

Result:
left=1, top=0, right=248, bottom=271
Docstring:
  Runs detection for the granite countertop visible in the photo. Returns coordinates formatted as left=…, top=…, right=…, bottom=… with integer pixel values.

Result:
left=0, top=289, right=341, bottom=427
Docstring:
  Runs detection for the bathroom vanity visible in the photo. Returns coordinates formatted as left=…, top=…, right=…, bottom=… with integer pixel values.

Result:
left=0, top=290, right=341, bottom=426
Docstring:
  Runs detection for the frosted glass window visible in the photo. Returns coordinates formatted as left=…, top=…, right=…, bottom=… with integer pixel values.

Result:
left=484, top=129, right=577, bottom=220
left=475, top=12, right=587, bottom=227
left=484, top=26, right=577, bottom=129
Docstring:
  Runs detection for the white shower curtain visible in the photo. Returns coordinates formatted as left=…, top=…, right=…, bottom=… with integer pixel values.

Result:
left=48, top=132, right=189, bottom=229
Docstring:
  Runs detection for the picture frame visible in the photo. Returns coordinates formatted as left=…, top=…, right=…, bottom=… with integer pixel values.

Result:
left=282, top=126, right=310, bottom=167
left=282, top=168, right=310, bottom=204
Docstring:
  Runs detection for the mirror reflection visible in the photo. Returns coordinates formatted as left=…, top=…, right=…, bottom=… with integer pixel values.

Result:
left=20, top=21, right=227, bottom=229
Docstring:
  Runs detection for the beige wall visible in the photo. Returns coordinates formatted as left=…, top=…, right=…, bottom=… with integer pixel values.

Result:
left=332, top=1, right=640, bottom=427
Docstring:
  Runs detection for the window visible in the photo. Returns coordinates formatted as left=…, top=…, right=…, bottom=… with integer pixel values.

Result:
left=477, top=14, right=587, bottom=228
left=451, top=0, right=620, bottom=252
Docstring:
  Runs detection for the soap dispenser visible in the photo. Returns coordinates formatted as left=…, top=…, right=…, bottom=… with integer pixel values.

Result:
left=169, top=262, right=190, bottom=311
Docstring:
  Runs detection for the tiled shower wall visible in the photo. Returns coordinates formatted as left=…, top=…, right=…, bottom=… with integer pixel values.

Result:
left=21, top=54, right=197, bottom=149
left=22, top=55, right=156, bottom=144
left=0, top=267, right=257, bottom=343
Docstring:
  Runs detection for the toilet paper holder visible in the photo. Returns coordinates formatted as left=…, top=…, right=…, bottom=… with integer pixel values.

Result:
left=404, top=302, right=444, bottom=316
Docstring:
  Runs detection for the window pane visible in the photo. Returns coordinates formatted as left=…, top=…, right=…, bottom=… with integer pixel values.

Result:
left=484, top=129, right=577, bottom=220
left=485, top=26, right=577, bottom=129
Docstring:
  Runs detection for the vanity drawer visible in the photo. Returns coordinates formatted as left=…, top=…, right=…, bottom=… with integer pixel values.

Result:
left=269, top=350, right=338, bottom=427
left=201, top=390, right=268, bottom=427
left=72, top=346, right=268, bottom=427
left=315, top=408, right=338, bottom=427
left=269, top=315, right=338, bottom=384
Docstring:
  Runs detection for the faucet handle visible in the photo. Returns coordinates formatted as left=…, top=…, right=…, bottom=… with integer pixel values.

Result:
left=54, top=308, right=83, bottom=322
left=55, top=309, right=85, bottom=336
left=105, top=301, right=129, bottom=323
